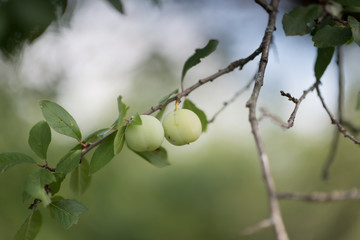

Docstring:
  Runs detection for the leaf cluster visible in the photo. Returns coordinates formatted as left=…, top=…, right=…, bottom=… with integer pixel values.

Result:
left=282, top=1, right=360, bottom=81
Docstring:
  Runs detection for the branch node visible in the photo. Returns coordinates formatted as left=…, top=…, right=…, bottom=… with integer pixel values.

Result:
left=255, top=0, right=273, bottom=13
left=29, top=199, right=41, bottom=210
left=280, top=90, right=298, bottom=104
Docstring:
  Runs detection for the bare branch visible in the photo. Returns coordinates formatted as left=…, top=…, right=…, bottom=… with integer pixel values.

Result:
left=322, top=129, right=340, bottom=180
left=243, top=218, right=273, bottom=235
left=247, top=0, right=289, bottom=239
left=255, top=0, right=273, bottom=13
left=322, top=46, right=343, bottom=180
left=342, top=120, right=360, bottom=135
left=143, top=47, right=262, bottom=116
left=337, top=46, right=344, bottom=123
left=316, top=84, right=360, bottom=145
left=277, top=189, right=360, bottom=202
left=280, top=91, right=298, bottom=104
left=260, top=82, right=318, bottom=129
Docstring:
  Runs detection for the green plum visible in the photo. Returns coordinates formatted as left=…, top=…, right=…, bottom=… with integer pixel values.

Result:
left=125, top=115, right=164, bottom=152
left=162, top=109, right=202, bottom=146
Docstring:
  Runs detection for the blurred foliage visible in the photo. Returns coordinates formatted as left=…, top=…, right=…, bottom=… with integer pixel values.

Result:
left=0, top=0, right=67, bottom=58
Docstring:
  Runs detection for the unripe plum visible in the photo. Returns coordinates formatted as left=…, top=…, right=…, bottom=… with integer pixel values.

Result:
left=162, top=109, right=202, bottom=146
left=125, top=115, right=164, bottom=152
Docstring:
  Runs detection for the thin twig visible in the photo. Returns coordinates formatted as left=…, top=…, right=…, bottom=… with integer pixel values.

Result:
left=277, top=189, right=360, bottom=202
left=316, top=85, right=360, bottom=145
left=280, top=91, right=298, bottom=104
left=261, top=82, right=318, bottom=129
left=143, top=47, right=262, bottom=116
left=208, top=74, right=255, bottom=124
left=341, top=120, right=360, bottom=135
left=284, top=82, right=319, bottom=129
left=243, top=218, right=273, bottom=235
left=316, top=3, right=348, bottom=26
left=322, top=129, right=340, bottom=180
left=322, top=46, right=343, bottom=180
left=246, top=0, right=289, bottom=240
left=29, top=199, right=41, bottom=210
left=255, top=0, right=273, bottom=13
left=337, top=47, right=344, bottom=123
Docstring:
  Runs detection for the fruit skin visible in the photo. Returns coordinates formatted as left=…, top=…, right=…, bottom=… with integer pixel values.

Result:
left=162, top=109, right=202, bottom=146
left=125, top=115, right=164, bottom=152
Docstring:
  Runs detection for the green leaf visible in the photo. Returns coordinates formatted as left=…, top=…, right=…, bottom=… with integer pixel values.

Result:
left=155, top=107, right=166, bottom=121
left=155, top=89, right=179, bottom=120
left=129, top=113, right=142, bottom=126
left=47, top=172, right=65, bottom=195
left=183, top=99, right=207, bottom=132
left=344, top=6, right=360, bottom=13
left=348, top=16, right=360, bottom=47
left=89, top=134, right=116, bottom=174
left=28, top=121, right=51, bottom=159
left=356, top=91, right=360, bottom=111
left=117, top=96, right=129, bottom=126
left=49, top=199, right=88, bottom=229
left=22, top=191, right=32, bottom=204
left=107, top=0, right=125, bottom=14
left=55, top=150, right=82, bottom=176
left=114, top=126, right=126, bottom=155
left=24, top=169, right=56, bottom=206
left=39, top=100, right=82, bottom=141
left=159, top=89, right=179, bottom=105
left=282, top=4, right=323, bottom=36
left=333, top=0, right=360, bottom=6
left=314, top=47, right=335, bottom=81
left=133, top=147, right=170, bottom=168
left=181, top=39, right=218, bottom=82
left=0, top=152, right=36, bottom=173
left=72, top=128, right=110, bottom=150
left=70, top=158, right=91, bottom=198
left=113, top=97, right=130, bottom=155
left=82, top=129, right=110, bottom=143
left=13, top=210, right=42, bottom=240
left=312, top=25, right=352, bottom=47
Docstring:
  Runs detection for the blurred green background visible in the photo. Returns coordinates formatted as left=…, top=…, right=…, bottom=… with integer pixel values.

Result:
left=1, top=0, right=360, bottom=240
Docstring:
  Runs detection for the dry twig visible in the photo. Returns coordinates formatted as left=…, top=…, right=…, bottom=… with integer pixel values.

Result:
left=247, top=0, right=289, bottom=239
left=277, top=189, right=360, bottom=202
left=316, top=85, right=360, bottom=145
left=322, top=47, right=343, bottom=180
left=243, top=218, right=273, bottom=235
left=260, top=82, right=318, bottom=129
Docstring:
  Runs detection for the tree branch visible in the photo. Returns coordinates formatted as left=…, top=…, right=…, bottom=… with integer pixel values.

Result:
left=260, top=81, right=318, bottom=129
left=243, top=218, right=273, bottom=235
left=246, top=0, right=289, bottom=240
left=321, top=129, right=340, bottom=180
left=277, top=189, right=360, bottom=202
left=316, top=84, right=360, bottom=145
left=255, top=0, right=273, bottom=13
left=322, top=46, right=344, bottom=180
